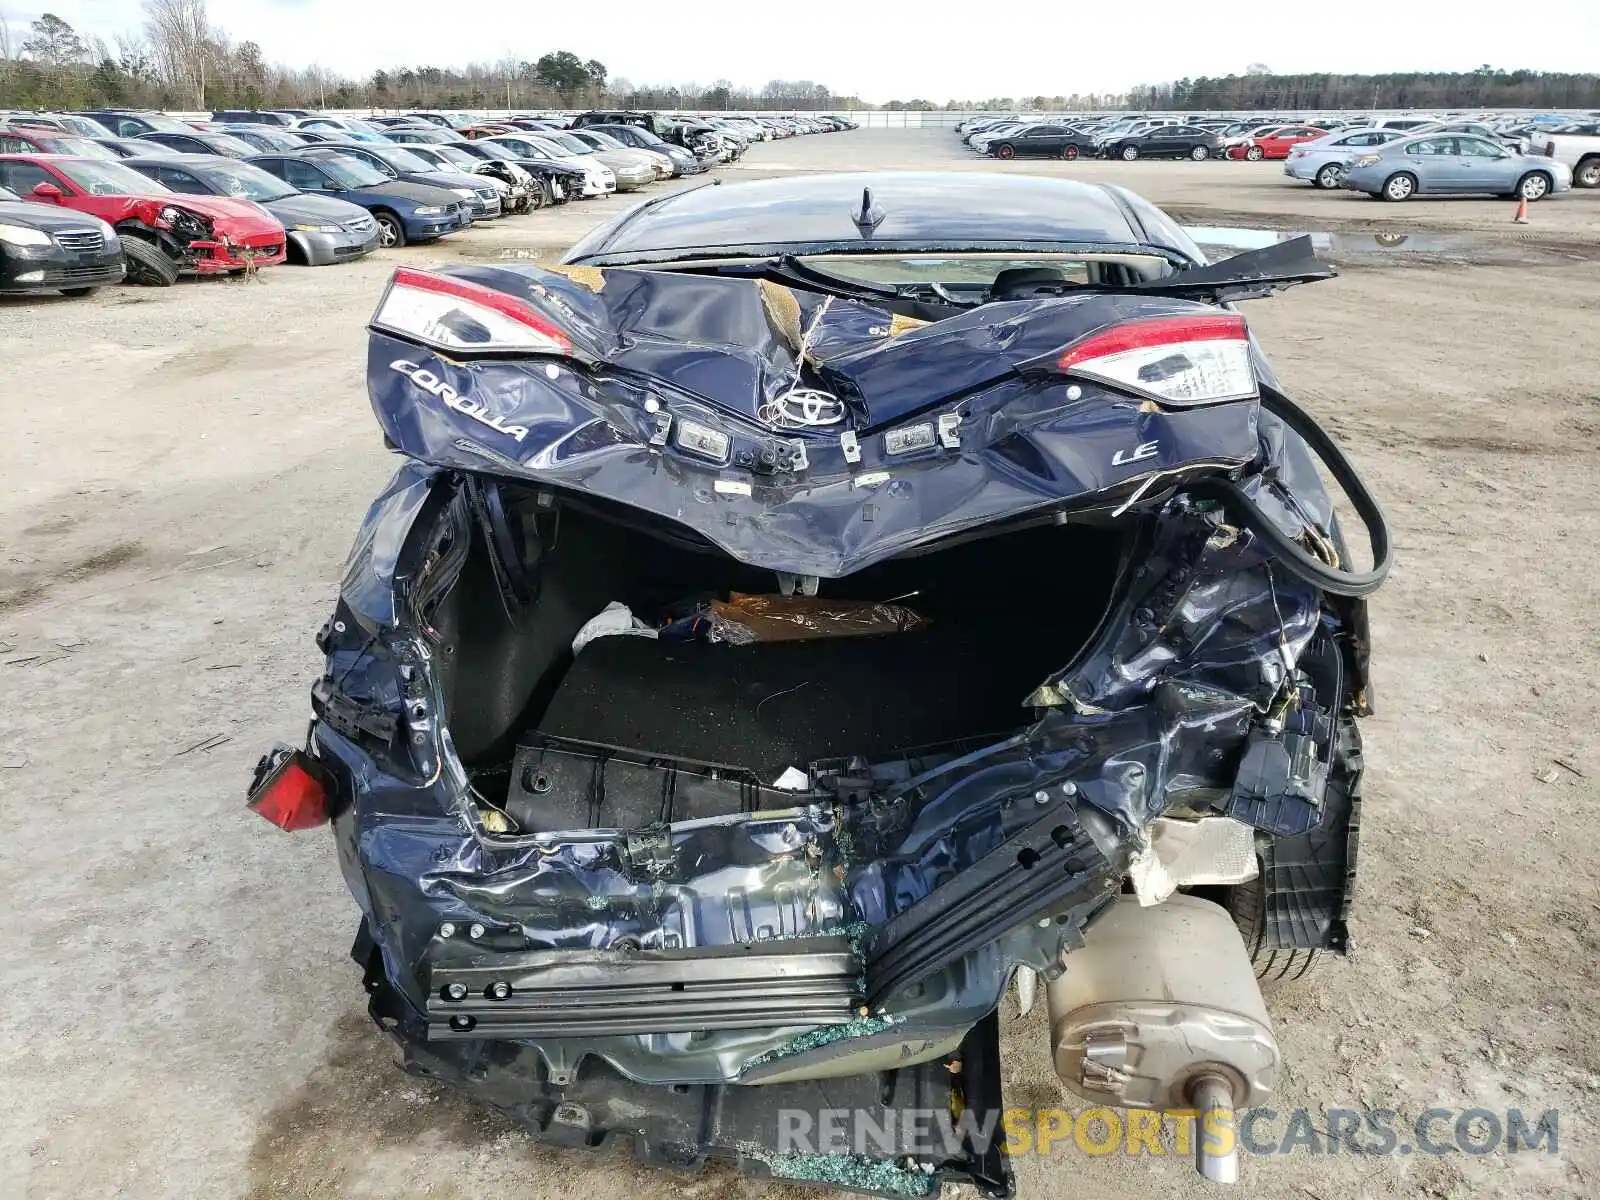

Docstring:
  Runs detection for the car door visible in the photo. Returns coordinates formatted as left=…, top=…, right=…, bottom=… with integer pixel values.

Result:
left=1138, top=127, right=1172, bottom=156
left=281, top=159, right=337, bottom=195
left=1285, top=127, right=1322, bottom=153
left=1402, top=136, right=1465, bottom=192
left=1455, top=136, right=1520, bottom=193
left=0, top=159, right=61, bottom=201
left=1014, top=125, right=1057, bottom=155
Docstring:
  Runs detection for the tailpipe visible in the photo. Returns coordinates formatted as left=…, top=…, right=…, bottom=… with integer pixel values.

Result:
left=1045, top=894, right=1278, bottom=1183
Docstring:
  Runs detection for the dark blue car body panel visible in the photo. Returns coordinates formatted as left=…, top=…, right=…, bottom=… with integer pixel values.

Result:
left=365, top=263, right=1266, bottom=576
left=246, top=154, right=467, bottom=241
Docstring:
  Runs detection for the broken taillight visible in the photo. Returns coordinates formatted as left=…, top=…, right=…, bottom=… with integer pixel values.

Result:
left=1055, top=313, right=1258, bottom=407
left=370, top=267, right=573, bottom=355
left=247, top=746, right=330, bottom=831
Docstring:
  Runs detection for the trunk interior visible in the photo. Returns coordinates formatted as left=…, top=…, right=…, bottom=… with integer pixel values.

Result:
left=428, top=490, right=1126, bottom=826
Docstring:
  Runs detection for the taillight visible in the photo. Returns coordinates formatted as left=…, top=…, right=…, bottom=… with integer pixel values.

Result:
left=247, top=746, right=330, bottom=831
left=371, top=267, right=573, bottom=354
left=1055, top=314, right=1257, bottom=407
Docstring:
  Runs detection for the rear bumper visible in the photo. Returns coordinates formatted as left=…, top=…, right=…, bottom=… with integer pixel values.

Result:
left=0, top=245, right=125, bottom=292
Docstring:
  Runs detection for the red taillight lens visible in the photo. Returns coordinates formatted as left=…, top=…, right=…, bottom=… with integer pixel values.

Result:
left=1055, top=314, right=1257, bottom=407
left=247, top=748, right=329, bottom=831
left=371, top=267, right=573, bottom=355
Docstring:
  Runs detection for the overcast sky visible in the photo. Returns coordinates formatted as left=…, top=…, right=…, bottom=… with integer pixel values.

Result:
left=9, top=0, right=1600, bottom=100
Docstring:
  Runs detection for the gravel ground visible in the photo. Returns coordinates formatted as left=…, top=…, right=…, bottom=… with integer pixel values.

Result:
left=4, top=129, right=1598, bottom=1200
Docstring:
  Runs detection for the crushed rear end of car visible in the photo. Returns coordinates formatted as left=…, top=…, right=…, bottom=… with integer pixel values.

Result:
left=251, top=243, right=1386, bottom=1195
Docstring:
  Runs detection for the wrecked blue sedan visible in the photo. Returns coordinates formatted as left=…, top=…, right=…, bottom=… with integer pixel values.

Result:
left=250, top=172, right=1389, bottom=1195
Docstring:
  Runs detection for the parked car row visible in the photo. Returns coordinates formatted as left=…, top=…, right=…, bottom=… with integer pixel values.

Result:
left=2, top=107, right=851, bottom=298
left=956, top=110, right=1585, bottom=203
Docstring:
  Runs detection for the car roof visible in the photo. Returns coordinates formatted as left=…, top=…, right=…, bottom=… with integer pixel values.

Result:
left=567, top=171, right=1181, bottom=265
left=0, top=152, right=101, bottom=161
left=122, top=153, right=238, bottom=166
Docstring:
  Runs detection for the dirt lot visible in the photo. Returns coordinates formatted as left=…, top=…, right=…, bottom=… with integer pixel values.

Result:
left=4, top=129, right=1598, bottom=1200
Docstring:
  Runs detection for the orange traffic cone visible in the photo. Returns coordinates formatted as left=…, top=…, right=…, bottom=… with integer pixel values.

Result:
left=1513, top=196, right=1530, bottom=224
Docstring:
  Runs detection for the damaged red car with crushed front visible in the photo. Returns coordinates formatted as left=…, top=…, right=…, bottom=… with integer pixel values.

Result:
left=0, top=153, right=286, bottom=284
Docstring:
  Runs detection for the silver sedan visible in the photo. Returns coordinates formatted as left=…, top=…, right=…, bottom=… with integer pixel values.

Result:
left=1282, top=128, right=1407, bottom=189
left=1342, top=134, right=1573, bottom=202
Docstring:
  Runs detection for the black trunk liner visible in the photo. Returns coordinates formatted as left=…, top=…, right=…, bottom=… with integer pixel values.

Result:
left=535, top=617, right=1078, bottom=785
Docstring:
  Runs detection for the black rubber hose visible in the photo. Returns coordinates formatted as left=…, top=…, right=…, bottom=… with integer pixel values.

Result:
left=1183, top=386, right=1392, bottom=597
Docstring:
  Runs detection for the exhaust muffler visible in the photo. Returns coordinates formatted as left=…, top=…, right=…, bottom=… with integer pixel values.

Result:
left=1045, top=894, right=1278, bottom=1183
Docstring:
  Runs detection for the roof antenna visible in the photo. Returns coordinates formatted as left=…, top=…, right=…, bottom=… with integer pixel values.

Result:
left=853, top=186, right=884, bottom=235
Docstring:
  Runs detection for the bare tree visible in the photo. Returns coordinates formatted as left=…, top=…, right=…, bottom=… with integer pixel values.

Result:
left=22, top=12, right=88, bottom=66
left=143, top=0, right=213, bottom=106
left=0, top=8, right=15, bottom=60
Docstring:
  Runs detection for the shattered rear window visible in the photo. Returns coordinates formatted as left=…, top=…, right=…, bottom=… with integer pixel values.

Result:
left=794, top=253, right=1174, bottom=288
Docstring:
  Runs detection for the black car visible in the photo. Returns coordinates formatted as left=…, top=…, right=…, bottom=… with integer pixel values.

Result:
left=1104, top=125, right=1224, bottom=161
left=210, top=109, right=296, bottom=127
left=78, top=110, right=203, bottom=138
left=134, top=130, right=258, bottom=159
left=90, top=137, right=162, bottom=159
left=572, top=110, right=670, bottom=136
left=984, top=123, right=1098, bottom=160
left=248, top=171, right=1387, bottom=1196
left=217, top=125, right=315, bottom=153
left=0, top=183, right=124, bottom=295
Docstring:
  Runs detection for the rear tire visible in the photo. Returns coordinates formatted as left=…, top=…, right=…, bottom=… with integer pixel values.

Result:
left=1381, top=172, right=1417, bottom=201
left=118, top=234, right=179, bottom=286
left=1314, top=162, right=1344, bottom=189
left=1225, top=872, right=1325, bottom=985
left=1516, top=171, right=1551, bottom=201
left=1576, top=157, right=1600, bottom=189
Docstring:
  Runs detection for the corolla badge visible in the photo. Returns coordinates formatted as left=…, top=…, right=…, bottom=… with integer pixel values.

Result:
left=390, top=359, right=529, bottom=443
left=759, top=389, right=847, bottom=429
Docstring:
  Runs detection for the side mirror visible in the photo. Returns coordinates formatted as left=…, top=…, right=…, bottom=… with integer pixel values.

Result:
left=32, top=181, right=65, bottom=200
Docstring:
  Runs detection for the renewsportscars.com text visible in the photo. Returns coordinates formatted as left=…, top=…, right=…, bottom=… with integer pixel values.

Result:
left=775, top=1106, right=1559, bottom=1160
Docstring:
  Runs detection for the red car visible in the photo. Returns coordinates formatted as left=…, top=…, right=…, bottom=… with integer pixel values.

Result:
left=0, top=126, right=120, bottom=159
left=0, top=153, right=285, bottom=284
left=1228, top=125, right=1327, bottom=161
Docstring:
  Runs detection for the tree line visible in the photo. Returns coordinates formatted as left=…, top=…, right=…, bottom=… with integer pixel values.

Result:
left=2, top=9, right=1597, bottom=115
left=1127, top=68, right=1600, bottom=112
left=0, top=6, right=861, bottom=112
